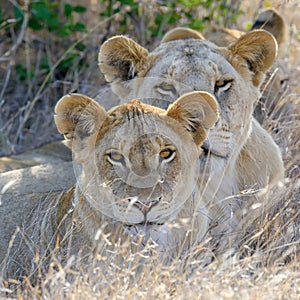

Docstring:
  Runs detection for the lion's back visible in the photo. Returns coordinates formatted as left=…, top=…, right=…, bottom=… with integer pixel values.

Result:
left=0, top=162, right=75, bottom=266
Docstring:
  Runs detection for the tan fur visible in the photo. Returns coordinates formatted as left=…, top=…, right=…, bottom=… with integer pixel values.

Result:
left=161, top=27, right=205, bottom=43
left=99, top=35, right=150, bottom=82
left=251, top=8, right=288, bottom=47
left=0, top=162, right=75, bottom=264
left=98, top=30, right=284, bottom=234
left=2, top=92, right=219, bottom=280
left=0, top=141, right=72, bottom=173
left=204, top=9, right=289, bottom=123
left=205, top=8, right=288, bottom=50
left=205, top=26, right=244, bottom=45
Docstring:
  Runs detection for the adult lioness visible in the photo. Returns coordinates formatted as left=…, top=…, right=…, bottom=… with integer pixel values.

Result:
left=99, top=29, right=284, bottom=208
left=3, top=91, right=219, bottom=280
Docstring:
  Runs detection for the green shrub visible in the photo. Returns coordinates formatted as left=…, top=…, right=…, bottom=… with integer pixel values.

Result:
left=100, top=0, right=243, bottom=45
left=0, top=0, right=243, bottom=154
left=1, top=0, right=243, bottom=80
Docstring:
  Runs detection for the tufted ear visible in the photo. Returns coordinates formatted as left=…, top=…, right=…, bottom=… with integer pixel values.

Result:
left=161, top=27, right=205, bottom=43
left=166, top=91, right=219, bottom=145
left=98, top=35, right=149, bottom=84
left=54, top=94, right=107, bottom=151
left=228, top=30, right=277, bottom=87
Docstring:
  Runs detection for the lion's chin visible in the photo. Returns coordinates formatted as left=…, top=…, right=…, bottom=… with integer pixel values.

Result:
left=111, top=210, right=167, bottom=226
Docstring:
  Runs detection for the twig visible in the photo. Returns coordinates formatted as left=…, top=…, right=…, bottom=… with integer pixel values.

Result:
left=0, top=1, right=29, bottom=102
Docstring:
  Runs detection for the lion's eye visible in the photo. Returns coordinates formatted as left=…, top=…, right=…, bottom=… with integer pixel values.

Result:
left=159, top=148, right=176, bottom=162
left=106, top=150, right=125, bottom=164
left=214, top=79, right=233, bottom=93
left=157, top=83, right=176, bottom=96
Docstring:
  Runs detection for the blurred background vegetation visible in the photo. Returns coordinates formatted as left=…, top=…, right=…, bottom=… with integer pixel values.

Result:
left=0, top=0, right=244, bottom=155
left=0, top=3, right=299, bottom=297
left=1, top=0, right=243, bottom=83
left=0, top=0, right=298, bottom=155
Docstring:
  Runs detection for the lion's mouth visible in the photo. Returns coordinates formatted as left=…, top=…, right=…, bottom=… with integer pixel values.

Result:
left=123, top=221, right=168, bottom=247
left=125, top=221, right=164, bottom=228
left=123, top=221, right=165, bottom=238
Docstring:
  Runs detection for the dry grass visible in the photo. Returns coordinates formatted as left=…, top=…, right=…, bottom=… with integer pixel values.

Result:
left=0, top=0, right=299, bottom=299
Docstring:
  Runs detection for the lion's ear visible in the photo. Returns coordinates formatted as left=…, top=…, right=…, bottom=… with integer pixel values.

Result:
left=228, top=30, right=277, bottom=87
left=166, top=91, right=219, bottom=145
left=98, top=35, right=149, bottom=83
left=54, top=94, right=107, bottom=149
left=251, top=8, right=287, bottom=47
left=161, top=27, right=205, bottom=43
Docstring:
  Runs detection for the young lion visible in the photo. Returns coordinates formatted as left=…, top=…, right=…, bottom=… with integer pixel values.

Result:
left=2, top=91, right=219, bottom=281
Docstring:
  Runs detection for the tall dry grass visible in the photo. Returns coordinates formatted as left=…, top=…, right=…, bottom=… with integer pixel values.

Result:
left=0, top=0, right=299, bottom=299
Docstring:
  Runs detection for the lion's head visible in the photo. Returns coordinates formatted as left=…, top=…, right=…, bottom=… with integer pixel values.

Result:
left=203, top=9, right=289, bottom=124
left=98, top=29, right=277, bottom=174
left=54, top=92, right=218, bottom=226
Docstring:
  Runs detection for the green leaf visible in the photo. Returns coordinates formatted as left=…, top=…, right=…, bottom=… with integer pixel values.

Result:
left=59, top=52, right=79, bottom=70
left=40, top=56, right=50, bottom=71
left=13, top=5, right=24, bottom=21
left=15, top=64, right=35, bottom=80
left=188, top=18, right=205, bottom=30
left=64, top=4, right=73, bottom=17
left=30, top=2, right=51, bottom=20
left=73, top=22, right=86, bottom=32
left=0, top=9, right=4, bottom=22
left=244, top=21, right=252, bottom=31
left=264, top=0, right=272, bottom=8
left=28, top=18, right=43, bottom=30
left=49, top=2, right=59, bottom=10
left=75, top=42, right=86, bottom=51
left=56, top=26, right=71, bottom=37
left=47, top=15, right=60, bottom=31
left=73, top=6, right=87, bottom=13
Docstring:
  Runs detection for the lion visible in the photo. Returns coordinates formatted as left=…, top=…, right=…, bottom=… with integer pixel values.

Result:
left=204, top=8, right=289, bottom=123
left=99, top=28, right=284, bottom=187
left=2, top=91, right=220, bottom=280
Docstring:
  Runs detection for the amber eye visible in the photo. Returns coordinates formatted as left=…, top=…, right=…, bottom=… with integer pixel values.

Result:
left=214, top=79, right=233, bottom=93
left=160, top=83, right=174, bottom=90
left=215, top=80, right=226, bottom=87
left=106, top=150, right=125, bottom=164
left=157, top=82, right=176, bottom=96
left=159, top=148, right=176, bottom=161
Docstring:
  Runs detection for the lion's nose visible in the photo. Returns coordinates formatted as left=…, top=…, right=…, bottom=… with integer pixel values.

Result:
left=130, top=198, right=159, bottom=214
